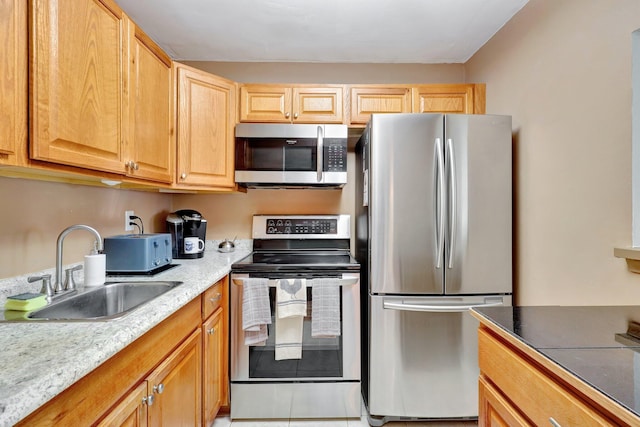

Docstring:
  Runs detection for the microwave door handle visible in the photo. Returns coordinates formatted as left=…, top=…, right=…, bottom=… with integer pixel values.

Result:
left=317, top=126, right=324, bottom=182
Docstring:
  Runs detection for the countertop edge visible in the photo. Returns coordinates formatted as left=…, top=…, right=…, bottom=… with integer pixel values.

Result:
left=0, top=244, right=251, bottom=427
left=470, top=309, right=640, bottom=425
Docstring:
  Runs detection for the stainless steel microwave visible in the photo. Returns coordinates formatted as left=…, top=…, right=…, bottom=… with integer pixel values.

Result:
left=234, top=123, right=348, bottom=188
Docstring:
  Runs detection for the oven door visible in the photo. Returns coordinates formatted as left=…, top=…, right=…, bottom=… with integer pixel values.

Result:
left=230, top=272, right=360, bottom=382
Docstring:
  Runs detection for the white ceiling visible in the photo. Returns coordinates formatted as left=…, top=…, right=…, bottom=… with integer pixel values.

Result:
left=117, top=0, right=528, bottom=64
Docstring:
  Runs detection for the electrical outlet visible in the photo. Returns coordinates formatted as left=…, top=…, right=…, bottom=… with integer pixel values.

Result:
left=125, top=210, right=134, bottom=232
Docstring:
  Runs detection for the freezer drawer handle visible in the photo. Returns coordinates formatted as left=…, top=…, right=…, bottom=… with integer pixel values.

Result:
left=383, top=299, right=504, bottom=313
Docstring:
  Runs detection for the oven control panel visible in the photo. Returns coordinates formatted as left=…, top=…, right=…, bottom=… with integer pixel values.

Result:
left=266, top=218, right=337, bottom=235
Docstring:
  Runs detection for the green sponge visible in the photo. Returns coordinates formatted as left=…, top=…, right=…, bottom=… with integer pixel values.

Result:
left=4, top=293, right=47, bottom=312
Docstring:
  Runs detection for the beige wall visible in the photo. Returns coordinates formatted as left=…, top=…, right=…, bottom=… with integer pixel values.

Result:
left=182, top=62, right=465, bottom=84
left=0, top=177, right=171, bottom=278
left=465, top=0, right=640, bottom=305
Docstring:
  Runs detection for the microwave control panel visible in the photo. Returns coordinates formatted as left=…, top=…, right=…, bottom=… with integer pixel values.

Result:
left=325, top=140, right=347, bottom=172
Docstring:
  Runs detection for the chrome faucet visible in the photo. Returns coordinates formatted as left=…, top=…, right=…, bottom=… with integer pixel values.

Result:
left=55, top=225, right=103, bottom=293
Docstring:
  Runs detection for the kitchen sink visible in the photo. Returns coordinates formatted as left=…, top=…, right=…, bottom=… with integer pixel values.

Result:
left=26, top=281, right=183, bottom=321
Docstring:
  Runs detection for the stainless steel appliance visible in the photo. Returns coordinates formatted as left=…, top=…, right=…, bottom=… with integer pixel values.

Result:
left=355, top=113, right=513, bottom=425
left=166, top=209, right=207, bottom=259
left=234, top=123, right=348, bottom=188
left=230, top=214, right=361, bottom=419
left=103, top=234, right=173, bottom=274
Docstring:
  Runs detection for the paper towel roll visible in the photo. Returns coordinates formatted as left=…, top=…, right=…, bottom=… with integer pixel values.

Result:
left=84, top=253, right=106, bottom=287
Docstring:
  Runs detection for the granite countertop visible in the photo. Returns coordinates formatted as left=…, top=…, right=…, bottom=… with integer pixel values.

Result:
left=472, top=305, right=640, bottom=419
left=0, top=240, right=252, bottom=427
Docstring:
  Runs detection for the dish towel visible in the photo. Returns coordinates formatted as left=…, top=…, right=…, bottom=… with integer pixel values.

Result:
left=275, top=278, right=306, bottom=360
left=242, top=278, right=271, bottom=346
left=311, top=278, right=341, bottom=337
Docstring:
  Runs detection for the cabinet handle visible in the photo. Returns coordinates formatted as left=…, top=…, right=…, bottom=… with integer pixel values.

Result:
left=549, top=417, right=561, bottom=427
left=126, top=160, right=139, bottom=171
left=294, top=113, right=299, bottom=119
left=209, top=293, right=222, bottom=303
left=180, top=173, right=187, bottom=180
left=142, top=394, right=154, bottom=406
left=153, top=383, right=165, bottom=394
left=207, top=327, right=216, bottom=335
left=285, top=112, right=290, bottom=118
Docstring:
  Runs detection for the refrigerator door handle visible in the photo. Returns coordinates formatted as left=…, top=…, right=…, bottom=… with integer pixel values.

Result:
left=446, top=138, right=457, bottom=269
left=435, top=138, right=445, bottom=269
left=317, top=125, right=324, bottom=182
left=383, top=298, right=505, bottom=313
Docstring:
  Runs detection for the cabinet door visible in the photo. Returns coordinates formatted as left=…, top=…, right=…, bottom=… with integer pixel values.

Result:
left=126, top=25, right=174, bottom=183
left=96, top=382, right=149, bottom=427
left=202, top=307, right=225, bottom=425
left=349, top=86, right=411, bottom=125
left=239, top=85, right=292, bottom=122
left=147, top=329, right=202, bottom=426
left=0, top=0, right=27, bottom=166
left=175, top=63, right=236, bottom=188
left=293, top=86, right=344, bottom=123
left=479, top=376, right=532, bottom=427
left=412, top=84, right=475, bottom=114
left=30, top=0, right=127, bottom=174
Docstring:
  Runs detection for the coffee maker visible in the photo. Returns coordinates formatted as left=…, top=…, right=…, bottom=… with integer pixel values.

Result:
left=166, top=209, right=207, bottom=259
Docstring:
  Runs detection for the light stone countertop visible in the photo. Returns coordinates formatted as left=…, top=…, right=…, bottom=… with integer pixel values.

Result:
left=0, top=240, right=251, bottom=427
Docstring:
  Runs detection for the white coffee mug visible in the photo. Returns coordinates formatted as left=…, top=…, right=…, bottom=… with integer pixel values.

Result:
left=184, top=236, right=205, bottom=254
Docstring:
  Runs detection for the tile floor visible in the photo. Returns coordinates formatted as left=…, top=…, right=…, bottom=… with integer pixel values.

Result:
left=212, top=401, right=478, bottom=427
left=213, top=416, right=477, bottom=427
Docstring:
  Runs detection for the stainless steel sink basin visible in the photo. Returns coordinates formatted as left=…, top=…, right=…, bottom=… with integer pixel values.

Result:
left=26, top=281, right=183, bottom=321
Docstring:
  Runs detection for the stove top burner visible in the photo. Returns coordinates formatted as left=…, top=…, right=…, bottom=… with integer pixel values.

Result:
left=231, top=250, right=360, bottom=272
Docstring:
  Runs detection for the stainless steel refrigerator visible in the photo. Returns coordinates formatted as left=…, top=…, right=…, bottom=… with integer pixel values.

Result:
left=355, top=113, right=513, bottom=425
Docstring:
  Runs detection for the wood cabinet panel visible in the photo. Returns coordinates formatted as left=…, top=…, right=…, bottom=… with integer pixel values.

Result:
left=0, top=0, right=27, bottom=166
left=175, top=63, right=236, bottom=188
left=413, top=84, right=476, bottom=114
left=96, top=382, right=148, bottom=427
left=30, top=0, right=127, bottom=173
left=478, top=328, right=614, bottom=426
left=203, top=307, right=225, bottom=425
left=293, top=86, right=344, bottom=123
left=349, top=86, right=411, bottom=124
left=478, top=376, right=532, bottom=427
left=202, top=277, right=224, bottom=319
left=126, top=25, right=174, bottom=183
left=239, top=85, right=291, bottom=122
left=239, top=84, right=344, bottom=123
left=147, top=329, right=202, bottom=426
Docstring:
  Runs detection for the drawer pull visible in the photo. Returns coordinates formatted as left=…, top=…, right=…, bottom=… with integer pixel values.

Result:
left=153, top=383, right=165, bottom=394
left=209, top=293, right=222, bottom=303
left=207, top=327, right=216, bottom=335
left=549, top=417, right=561, bottom=427
left=143, top=394, right=154, bottom=406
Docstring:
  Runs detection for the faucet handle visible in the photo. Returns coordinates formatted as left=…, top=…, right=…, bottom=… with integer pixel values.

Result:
left=28, top=274, right=54, bottom=298
left=64, top=265, right=83, bottom=291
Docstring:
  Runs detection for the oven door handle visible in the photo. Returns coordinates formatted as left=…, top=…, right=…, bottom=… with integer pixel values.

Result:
left=232, top=277, right=358, bottom=287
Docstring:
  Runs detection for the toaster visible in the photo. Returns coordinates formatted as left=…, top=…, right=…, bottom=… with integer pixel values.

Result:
left=103, top=234, right=172, bottom=273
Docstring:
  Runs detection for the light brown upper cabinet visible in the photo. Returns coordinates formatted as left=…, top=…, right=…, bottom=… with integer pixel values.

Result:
left=126, top=24, right=174, bottom=183
left=413, top=84, right=485, bottom=115
left=30, top=0, right=128, bottom=174
left=30, top=0, right=174, bottom=183
left=174, top=63, right=236, bottom=189
left=348, top=84, right=486, bottom=126
left=239, top=84, right=345, bottom=123
left=0, top=0, right=27, bottom=167
left=349, top=86, right=412, bottom=125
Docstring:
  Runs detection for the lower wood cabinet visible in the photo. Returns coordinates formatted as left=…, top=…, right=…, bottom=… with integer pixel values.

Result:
left=14, top=274, right=232, bottom=427
left=202, top=276, right=229, bottom=425
left=478, top=327, right=626, bottom=427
